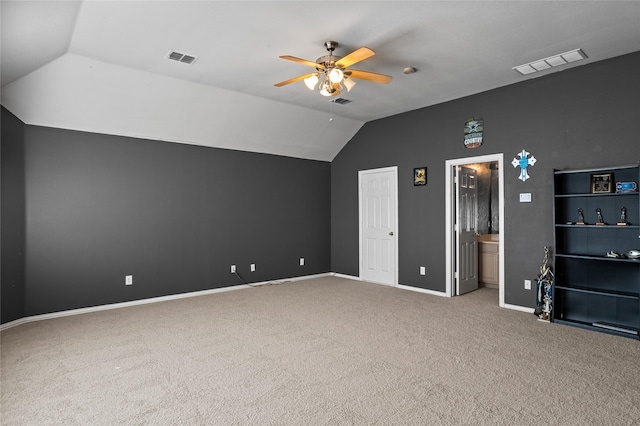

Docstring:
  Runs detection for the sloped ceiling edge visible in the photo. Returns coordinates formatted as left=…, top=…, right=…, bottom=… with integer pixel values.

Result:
left=1, top=54, right=364, bottom=162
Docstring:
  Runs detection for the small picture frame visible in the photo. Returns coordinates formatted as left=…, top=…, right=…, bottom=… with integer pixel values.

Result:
left=591, top=173, right=614, bottom=193
left=414, top=167, right=427, bottom=186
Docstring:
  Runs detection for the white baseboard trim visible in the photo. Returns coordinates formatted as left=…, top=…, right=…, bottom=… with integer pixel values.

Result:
left=0, top=284, right=250, bottom=331
left=1, top=272, right=534, bottom=331
left=331, top=272, right=361, bottom=281
left=397, top=284, right=449, bottom=297
left=504, top=303, right=535, bottom=314
left=249, top=272, right=332, bottom=287
left=398, top=283, right=534, bottom=312
left=336, top=275, right=450, bottom=299
left=398, top=285, right=533, bottom=313
left=334, top=275, right=449, bottom=298
left=0, top=272, right=334, bottom=331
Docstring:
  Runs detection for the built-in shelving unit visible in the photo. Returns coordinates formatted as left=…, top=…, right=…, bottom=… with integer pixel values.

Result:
left=552, top=163, right=640, bottom=339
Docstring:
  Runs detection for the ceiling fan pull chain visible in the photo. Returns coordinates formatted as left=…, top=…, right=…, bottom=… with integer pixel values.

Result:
left=329, top=99, right=334, bottom=122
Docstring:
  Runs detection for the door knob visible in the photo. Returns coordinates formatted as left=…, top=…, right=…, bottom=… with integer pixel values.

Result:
left=389, top=231, right=394, bottom=236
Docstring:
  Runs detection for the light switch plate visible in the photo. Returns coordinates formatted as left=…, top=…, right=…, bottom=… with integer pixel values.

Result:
left=519, top=193, right=532, bottom=203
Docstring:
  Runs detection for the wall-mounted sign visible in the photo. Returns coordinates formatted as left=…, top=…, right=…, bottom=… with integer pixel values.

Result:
left=464, top=118, right=483, bottom=148
left=512, top=149, right=537, bottom=182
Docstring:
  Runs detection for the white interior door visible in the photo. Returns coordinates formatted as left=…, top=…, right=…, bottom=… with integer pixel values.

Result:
left=359, top=167, right=398, bottom=286
left=456, top=166, right=479, bottom=295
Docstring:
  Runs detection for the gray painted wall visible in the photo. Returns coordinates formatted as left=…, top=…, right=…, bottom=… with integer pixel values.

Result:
left=331, top=52, right=640, bottom=307
left=1, top=108, right=26, bottom=323
left=2, top=122, right=330, bottom=320
left=2, top=52, right=639, bottom=323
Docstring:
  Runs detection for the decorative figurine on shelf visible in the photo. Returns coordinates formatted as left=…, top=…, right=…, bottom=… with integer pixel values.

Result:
left=617, top=207, right=629, bottom=226
left=606, top=251, right=625, bottom=258
left=534, top=246, right=554, bottom=322
left=576, top=208, right=586, bottom=225
left=596, top=208, right=605, bottom=225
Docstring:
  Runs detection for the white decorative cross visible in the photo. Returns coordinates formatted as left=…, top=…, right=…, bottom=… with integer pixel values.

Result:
left=512, top=149, right=537, bottom=182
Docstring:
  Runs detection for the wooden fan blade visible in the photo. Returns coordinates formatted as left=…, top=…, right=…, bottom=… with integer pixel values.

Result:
left=279, top=55, right=325, bottom=69
left=346, top=69, right=392, bottom=84
left=274, top=73, right=316, bottom=87
left=335, top=47, right=375, bottom=68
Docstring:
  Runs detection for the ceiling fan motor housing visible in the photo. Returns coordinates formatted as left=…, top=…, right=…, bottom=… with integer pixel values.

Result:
left=318, top=41, right=343, bottom=69
left=316, top=55, right=343, bottom=69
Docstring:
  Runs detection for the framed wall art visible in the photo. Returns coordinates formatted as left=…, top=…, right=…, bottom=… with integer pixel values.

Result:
left=591, top=173, right=614, bottom=193
left=414, top=167, right=427, bottom=186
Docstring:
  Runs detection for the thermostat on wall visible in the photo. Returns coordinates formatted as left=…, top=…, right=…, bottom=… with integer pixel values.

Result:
left=519, top=193, right=532, bottom=203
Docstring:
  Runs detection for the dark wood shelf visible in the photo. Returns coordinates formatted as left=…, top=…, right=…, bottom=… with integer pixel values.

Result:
left=555, top=285, right=639, bottom=300
left=554, top=163, right=639, bottom=175
left=555, top=253, right=640, bottom=263
left=555, top=192, right=638, bottom=198
left=553, top=319, right=639, bottom=338
left=555, top=224, right=639, bottom=229
left=552, top=163, right=640, bottom=339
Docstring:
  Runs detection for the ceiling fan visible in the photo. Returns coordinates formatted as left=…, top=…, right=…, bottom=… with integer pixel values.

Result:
left=274, top=41, right=392, bottom=97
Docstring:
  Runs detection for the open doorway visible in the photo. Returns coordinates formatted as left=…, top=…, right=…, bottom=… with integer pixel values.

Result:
left=445, top=154, right=505, bottom=307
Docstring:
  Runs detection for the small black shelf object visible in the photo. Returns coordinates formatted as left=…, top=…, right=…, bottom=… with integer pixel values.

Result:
left=553, top=163, right=640, bottom=339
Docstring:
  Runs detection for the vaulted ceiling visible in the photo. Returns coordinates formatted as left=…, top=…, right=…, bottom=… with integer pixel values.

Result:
left=2, top=1, right=639, bottom=161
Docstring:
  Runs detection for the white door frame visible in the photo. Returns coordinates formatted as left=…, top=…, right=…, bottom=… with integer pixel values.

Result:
left=358, top=166, right=399, bottom=286
left=445, top=154, right=505, bottom=307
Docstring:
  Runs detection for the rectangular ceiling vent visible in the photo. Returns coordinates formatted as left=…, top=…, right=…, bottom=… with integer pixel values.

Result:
left=513, top=49, right=587, bottom=75
left=331, top=98, right=352, bottom=105
left=167, top=50, right=197, bottom=65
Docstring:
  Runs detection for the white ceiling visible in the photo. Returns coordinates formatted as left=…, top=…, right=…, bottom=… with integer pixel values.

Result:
left=2, top=1, right=639, bottom=161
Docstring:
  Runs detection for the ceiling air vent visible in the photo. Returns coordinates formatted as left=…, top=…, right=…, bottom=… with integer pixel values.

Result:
left=513, top=49, right=587, bottom=75
left=167, top=50, right=197, bottom=64
left=331, top=98, right=352, bottom=105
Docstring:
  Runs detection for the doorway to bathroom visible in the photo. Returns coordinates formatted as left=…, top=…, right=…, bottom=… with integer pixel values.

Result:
left=445, top=153, right=505, bottom=307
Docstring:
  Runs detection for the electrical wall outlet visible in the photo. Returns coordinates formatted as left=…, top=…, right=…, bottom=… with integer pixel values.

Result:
left=125, top=275, right=133, bottom=286
left=420, top=266, right=426, bottom=275
left=524, top=279, right=531, bottom=290
left=231, top=265, right=236, bottom=273
left=250, top=264, right=256, bottom=272
left=300, top=258, right=305, bottom=266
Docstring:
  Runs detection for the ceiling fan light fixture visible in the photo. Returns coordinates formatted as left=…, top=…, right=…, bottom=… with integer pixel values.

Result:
left=328, top=67, right=344, bottom=83
left=319, top=81, right=331, bottom=96
left=343, top=77, right=356, bottom=92
left=304, top=74, right=319, bottom=90
left=320, top=81, right=340, bottom=97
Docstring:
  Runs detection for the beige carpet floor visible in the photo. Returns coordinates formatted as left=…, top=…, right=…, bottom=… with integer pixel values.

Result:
left=2, top=276, right=639, bottom=425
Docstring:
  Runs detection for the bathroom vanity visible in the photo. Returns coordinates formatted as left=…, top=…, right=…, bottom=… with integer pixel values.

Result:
left=478, top=234, right=499, bottom=288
